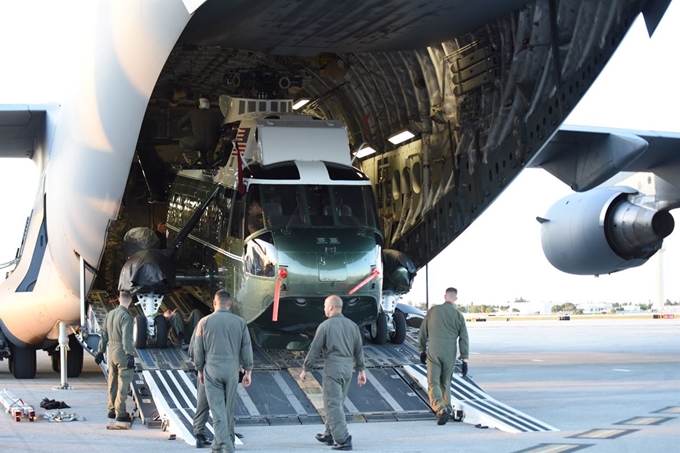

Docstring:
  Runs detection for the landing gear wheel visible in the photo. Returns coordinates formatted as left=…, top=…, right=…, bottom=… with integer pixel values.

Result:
left=133, top=315, right=148, bottom=349
left=154, top=315, right=168, bottom=349
left=10, top=343, right=36, bottom=379
left=370, top=312, right=387, bottom=345
left=50, top=335, right=84, bottom=377
left=389, top=310, right=407, bottom=344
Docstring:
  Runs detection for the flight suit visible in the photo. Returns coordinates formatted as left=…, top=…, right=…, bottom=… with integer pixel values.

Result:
left=303, top=313, right=365, bottom=445
left=417, top=303, right=469, bottom=414
left=169, top=309, right=203, bottom=344
left=98, top=305, right=135, bottom=419
left=193, top=308, right=253, bottom=453
left=188, top=323, right=209, bottom=438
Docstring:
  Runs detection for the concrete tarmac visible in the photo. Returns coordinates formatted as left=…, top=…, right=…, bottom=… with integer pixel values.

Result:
left=0, top=318, right=678, bottom=452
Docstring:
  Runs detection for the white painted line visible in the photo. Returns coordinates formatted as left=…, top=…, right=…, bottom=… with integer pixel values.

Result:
left=364, top=369, right=404, bottom=412
left=271, top=371, right=308, bottom=415
left=143, top=370, right=195, bottom=446
left=237, top=386, right=261, bottom=415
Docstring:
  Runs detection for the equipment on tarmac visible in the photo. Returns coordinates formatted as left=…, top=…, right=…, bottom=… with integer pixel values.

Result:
left=0, top=388, right=36, bottom=421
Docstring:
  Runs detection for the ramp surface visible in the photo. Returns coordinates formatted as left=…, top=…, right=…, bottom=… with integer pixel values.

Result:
left=86, top=290, right=556, bottom=439
left=403, top=364, right=558, bottom=433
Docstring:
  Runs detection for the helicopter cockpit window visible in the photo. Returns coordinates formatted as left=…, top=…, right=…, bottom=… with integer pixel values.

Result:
left=327, top=185, right=377, bottom=228
left=255, top=183, right=377, bottom=230
left=245, top=233, right=276, bottom=277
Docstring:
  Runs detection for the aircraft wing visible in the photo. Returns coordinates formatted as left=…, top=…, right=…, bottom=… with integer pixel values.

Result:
left=530, top=125, right=680, bottom=192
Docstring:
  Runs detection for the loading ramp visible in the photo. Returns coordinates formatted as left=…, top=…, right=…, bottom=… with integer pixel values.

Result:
left=82, top=289, right=557, bottom=445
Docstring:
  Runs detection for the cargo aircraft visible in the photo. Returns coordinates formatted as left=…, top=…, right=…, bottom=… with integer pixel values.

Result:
left=0, top=0, right=677, bottom=378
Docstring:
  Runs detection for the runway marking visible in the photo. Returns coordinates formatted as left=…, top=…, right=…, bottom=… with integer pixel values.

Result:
left=652, top=406, right=680, bottom=414
left=511, top=443, right=592, bottom=453
left=615, top=416, right=673, bottom=426
left=531, top=359, right=544, bottom=362
left=612, top=368, right=630, bottom=372
left=567, top=428, right=638, bottom=439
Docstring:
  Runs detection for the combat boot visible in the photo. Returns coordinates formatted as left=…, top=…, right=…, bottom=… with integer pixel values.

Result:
left=195, top=433, right=212, bottom=448
left=315, top=432, right=334, bottom=445
left=332, top=435, right=353, bottom=451
left=116, top=413, right=132, bottom=423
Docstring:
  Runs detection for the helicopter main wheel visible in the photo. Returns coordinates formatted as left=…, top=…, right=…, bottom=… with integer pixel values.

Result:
left=154, top=315, right=168, bottom=349
left=133, top=315, right=148, bottom=349
left=389, top=310, right=407, bottom=344
left=369, top=312, right=388, bottom=345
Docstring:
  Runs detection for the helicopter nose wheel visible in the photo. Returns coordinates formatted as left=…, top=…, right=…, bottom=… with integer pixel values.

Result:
left=369, top=312, right=387, bottom=345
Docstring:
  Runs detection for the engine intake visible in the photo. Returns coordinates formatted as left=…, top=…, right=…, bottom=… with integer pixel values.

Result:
left=538, top=186, right=674, bottom=275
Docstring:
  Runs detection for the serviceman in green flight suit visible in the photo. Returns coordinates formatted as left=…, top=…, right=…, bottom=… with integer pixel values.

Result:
left=418, top=287, right=470, bottom=425
left=300, top=295, right=367, bottom=451
left=163, top=308, right=204, bottom=349
left=187, top=316, right=211, bottom=448
left=95, top=290, right=136, bottom=425
left=193, top=290, right=253, bottom=453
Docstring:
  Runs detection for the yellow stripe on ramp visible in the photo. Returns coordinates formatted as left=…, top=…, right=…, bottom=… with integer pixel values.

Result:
left=288, top=367, right=325, bottom=419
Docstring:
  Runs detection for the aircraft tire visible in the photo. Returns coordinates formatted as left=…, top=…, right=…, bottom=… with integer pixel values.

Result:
left=389, top=310, right=407, bottom=344
left=51, top=352, right=60, bottom=372
left=370, top=312, right=387, bottom=345
left=133, top=315, right=148, bottom=349
left=10, top=344, right=36, bottom=379
left=154, top=315, right=168, bottom=349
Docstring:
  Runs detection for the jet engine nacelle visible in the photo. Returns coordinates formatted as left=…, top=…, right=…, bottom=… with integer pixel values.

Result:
left=539, top=186, right=674, bottom=275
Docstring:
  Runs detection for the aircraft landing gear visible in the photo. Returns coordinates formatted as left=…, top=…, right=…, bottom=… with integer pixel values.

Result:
left=8, top=342, right=36, bottom=379
left=370, top=291, right=407, bottom=345
left=133, top=315, right=148, bottom=349
left=389, top=310, right=406, bottom=344
left=369, top=312, right=388, bottom=345
left=50, top=334, right=84, bottom=377
left=154, top=315, right=168, bottom=348
left=133, top=293, right=168, bottom=349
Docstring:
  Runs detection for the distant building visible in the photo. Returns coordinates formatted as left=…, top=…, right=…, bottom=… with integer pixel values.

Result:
left=504, top=300, right=553, bottom=315
left=577, top=302, right=613, bottom=313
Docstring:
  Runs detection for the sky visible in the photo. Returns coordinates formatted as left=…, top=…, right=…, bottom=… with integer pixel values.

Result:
left=0, top=2, right=678, bottom=307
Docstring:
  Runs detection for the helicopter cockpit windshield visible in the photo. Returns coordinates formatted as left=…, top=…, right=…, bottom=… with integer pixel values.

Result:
left=248, top=184, right=378, bottom=230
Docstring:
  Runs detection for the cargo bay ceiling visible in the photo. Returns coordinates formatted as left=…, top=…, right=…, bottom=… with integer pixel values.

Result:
left=146, top=0, right=668, bottom=269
